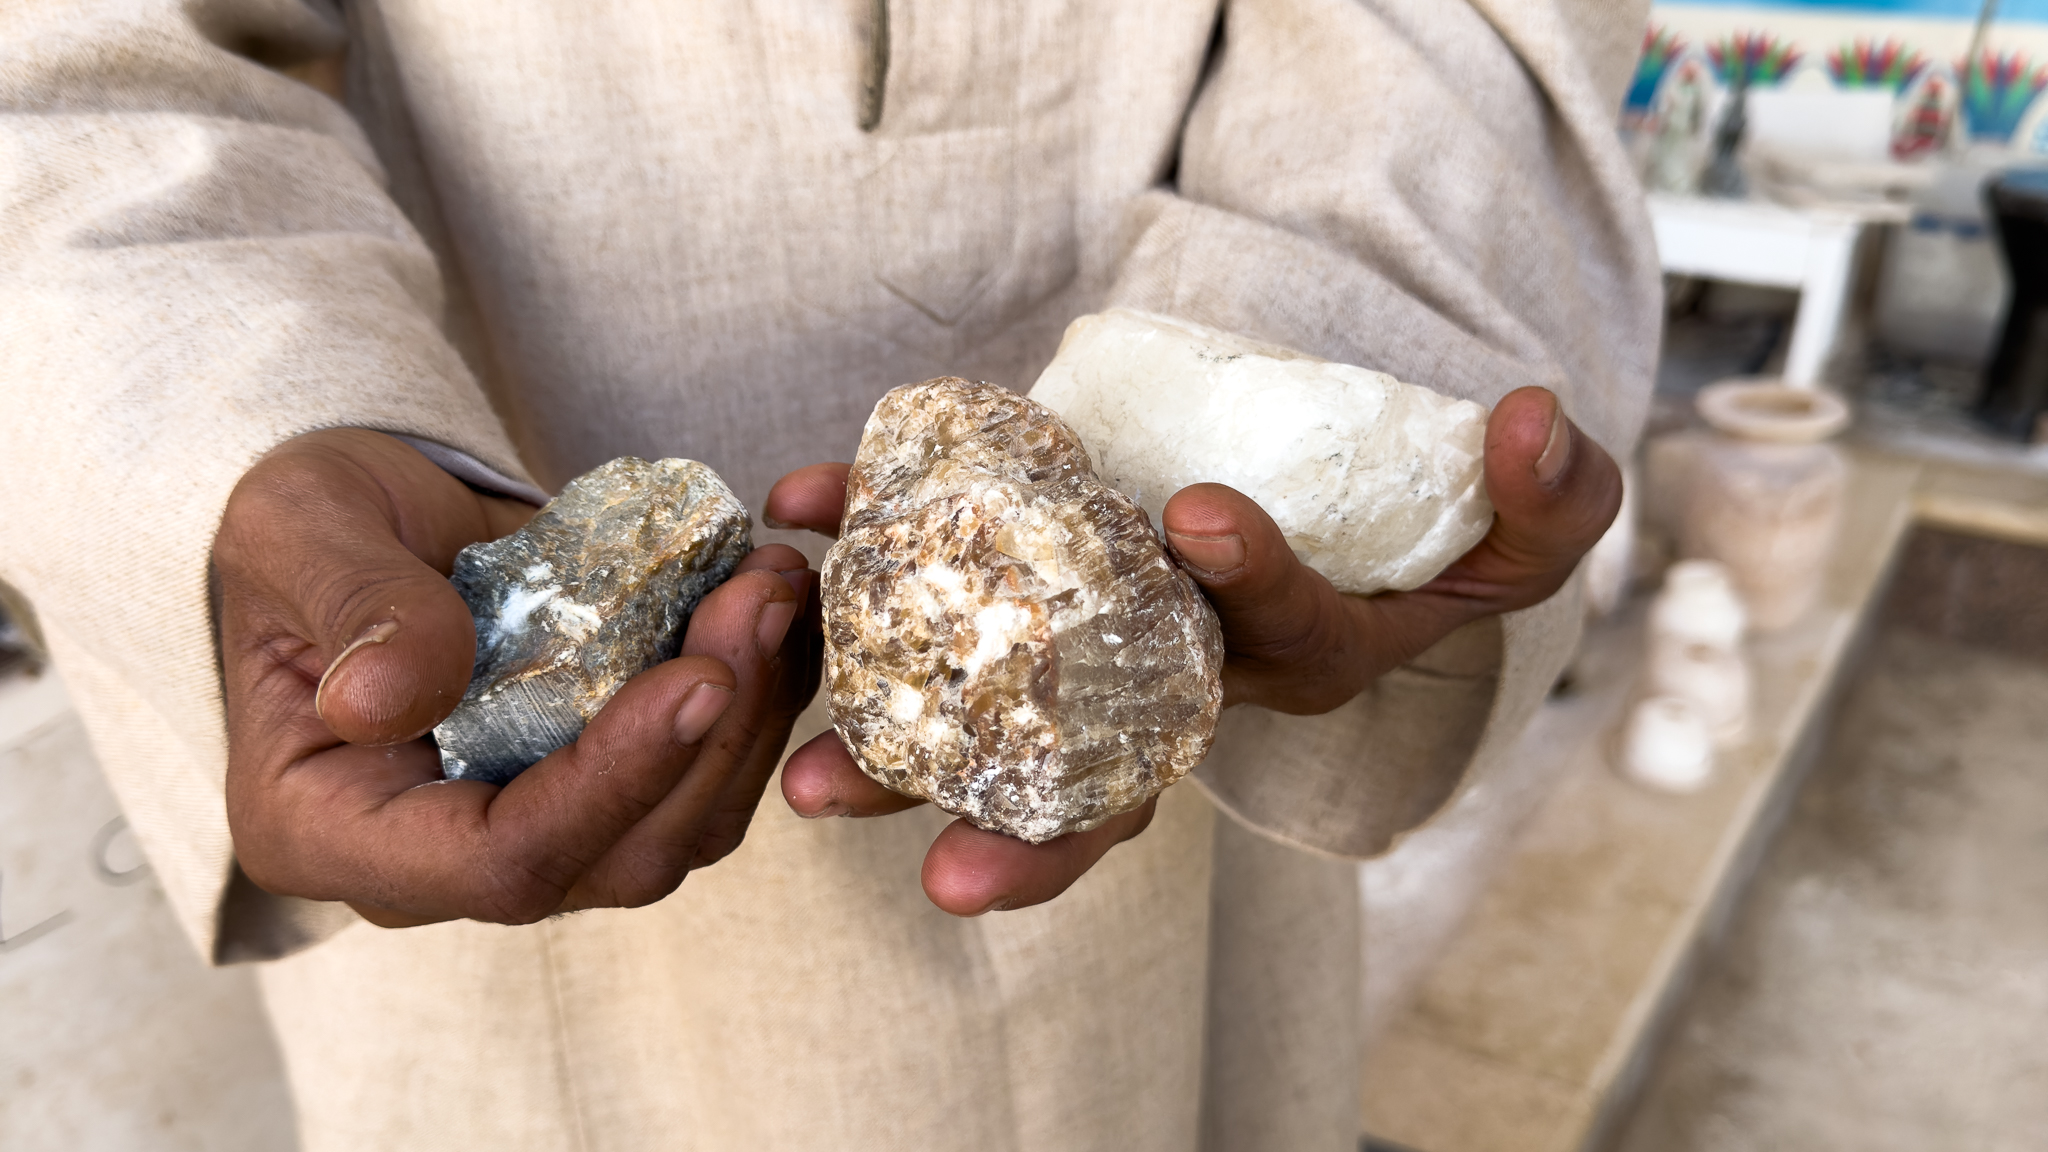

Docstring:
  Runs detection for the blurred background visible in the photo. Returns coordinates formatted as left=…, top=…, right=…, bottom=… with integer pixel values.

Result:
left=1361, top=2, right=2048, bottom=1149
left=5, top=2, right=2048, bottom=1150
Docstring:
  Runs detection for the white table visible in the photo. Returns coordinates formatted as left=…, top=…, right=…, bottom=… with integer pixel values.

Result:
left=1647, top=193, right=1877, bottom=388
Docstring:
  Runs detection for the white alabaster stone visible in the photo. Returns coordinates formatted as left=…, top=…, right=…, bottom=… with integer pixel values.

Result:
left=1028, top=310, right=1494, bottom=595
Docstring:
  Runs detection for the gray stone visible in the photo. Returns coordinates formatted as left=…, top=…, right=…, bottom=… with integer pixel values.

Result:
left=435, top=457, right=751, bottom=785
left=822, top=378, right=1224, bottom=843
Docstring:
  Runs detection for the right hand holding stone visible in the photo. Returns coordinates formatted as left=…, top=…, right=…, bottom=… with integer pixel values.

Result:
left=212, top=429, right=818, bottom=928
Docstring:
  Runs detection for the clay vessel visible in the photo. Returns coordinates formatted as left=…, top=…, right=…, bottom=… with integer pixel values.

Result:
left=1681, top=380, right=1850, bottom=630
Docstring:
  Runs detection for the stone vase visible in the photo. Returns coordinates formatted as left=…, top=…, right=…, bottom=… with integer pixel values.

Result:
left=1680, top=381, right=1851, bottom=631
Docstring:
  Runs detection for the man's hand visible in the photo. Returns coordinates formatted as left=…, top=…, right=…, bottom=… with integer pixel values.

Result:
left=764, top=386, right=1620, bottom=917
left=1160, top=385, right=1622, bottom=713
left=214, top=429, right=820, bottom=928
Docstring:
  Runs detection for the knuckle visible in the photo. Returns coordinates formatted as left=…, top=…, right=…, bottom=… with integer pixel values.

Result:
left=1227, top=593, right=1361, bottom=699
left=615, top=870, right=687, bottom=909
left=475, top=855, right=572, bottom=925
left=689, top=819, right=754, bottom=870
left=307, top=569, right=419, bottom=641
left=600, top=847, right=692, bottom=909
left=224, top=788, right=307, bottom=899
left=232, top=849, right=298, bottom=900
left=223, top=461, right=348, bottom=547
left=1294, top=669, right=1367, bottom=713
left=1118, top=801, right=1157, bottom=844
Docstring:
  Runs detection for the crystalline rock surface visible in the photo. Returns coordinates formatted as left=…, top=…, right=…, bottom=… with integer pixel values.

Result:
left=1028, top=309, right=1494, bottom=594
left=435, top=457, right=752, bottom=785
left=822, top=378, right=1225, bottom=843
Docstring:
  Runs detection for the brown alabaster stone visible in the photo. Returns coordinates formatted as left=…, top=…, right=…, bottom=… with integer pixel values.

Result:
left=822, top=378, right=1224, bottom=843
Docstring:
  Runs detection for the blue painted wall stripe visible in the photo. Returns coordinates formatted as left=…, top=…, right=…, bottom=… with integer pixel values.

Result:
left=1664, top=0, right=2048, bottom=24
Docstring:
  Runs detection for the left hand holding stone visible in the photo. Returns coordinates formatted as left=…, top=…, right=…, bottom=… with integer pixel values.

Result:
left=765, top=384, right=1619, bottom=916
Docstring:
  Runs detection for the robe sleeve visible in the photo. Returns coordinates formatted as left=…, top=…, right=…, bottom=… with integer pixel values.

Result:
left=1105, top=0, right=1662, bottom=858
left=0, top=0, right=535, bottom=960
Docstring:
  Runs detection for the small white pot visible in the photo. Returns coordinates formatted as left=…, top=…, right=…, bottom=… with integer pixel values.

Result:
left=1645, top=639, right=1751, bottom=748
left=1649, top=559, right=1747, bottom=653
left=1618, top=695, right=1716, bottom=794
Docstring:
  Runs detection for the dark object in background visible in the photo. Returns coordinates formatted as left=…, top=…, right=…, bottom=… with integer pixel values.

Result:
left=1977, top=169, right=2048, bottom=439
left=0, top=578, right=44, bottom=678
left=1699, top=71, right=1749, bottom=200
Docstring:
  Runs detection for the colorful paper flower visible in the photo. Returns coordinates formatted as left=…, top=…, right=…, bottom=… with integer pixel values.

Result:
left=1626, top=25, right=1687, bottom=115
left=1709, top=31, right=1803, bottom=88
left=1828, top=38, right=1928, bottom=91
left=1957, top=48, right=2048, bottom=143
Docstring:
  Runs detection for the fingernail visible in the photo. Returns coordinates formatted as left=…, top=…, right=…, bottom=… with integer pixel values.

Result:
left=972, top=896, right=1015, bottom=916
left=314, top=620, right=400, bottom=721
left=761, top=513, right=796, bottom=531
left=672, top=683, right=735, bottom=745
left=755, top=597, right=799, bottom=659
left=1164, top=531, right=1246, bottom=578
left=1535, top=403, right=1573, bottom=487
left=777, top=567, right=816, bottom=602
left=799, top=800, right=851, bottom=820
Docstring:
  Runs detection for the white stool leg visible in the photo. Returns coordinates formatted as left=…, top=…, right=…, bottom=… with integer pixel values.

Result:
left=1783, top=222, right=1860, bottom=388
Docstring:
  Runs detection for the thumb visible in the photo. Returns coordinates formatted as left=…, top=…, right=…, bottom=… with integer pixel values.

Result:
left=1160, top=483, right=1337, bottom=655
left=1160, top=482, right=1372, bottom=713
left=1426, top=386, right=1622, bottom=614
left=305, top=545, right=477, bottom=747
left=216, top=430, right=489, bottom=748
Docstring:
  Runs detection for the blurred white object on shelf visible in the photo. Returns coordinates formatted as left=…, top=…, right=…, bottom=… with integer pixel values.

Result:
left=1650, top=559, right=1748, bottom=655
left=1619, top=695, right=1717, bottom=794
left=1645, top=637, right=1751, bottom=748
left=1742, top=88, right=1927, bottom=208
left=1634, top=558, right=1751, bottom=776
left=1748, top=87, right=1895, bottom=165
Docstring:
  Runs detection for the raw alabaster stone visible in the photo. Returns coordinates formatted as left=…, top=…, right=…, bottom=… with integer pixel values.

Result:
left=1028, top=309, right=1494, bottom=594
left=822, top=377, right=1224, bottom=843
left=435, top=457, right=752, bottom=785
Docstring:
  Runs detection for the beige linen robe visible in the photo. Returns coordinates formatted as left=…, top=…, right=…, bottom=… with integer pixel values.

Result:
left=0, top=1, right=1658, bottom=1148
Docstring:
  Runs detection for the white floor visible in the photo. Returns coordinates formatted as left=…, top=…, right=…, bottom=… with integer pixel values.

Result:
left=0, top=669, right=296, bottom=1151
